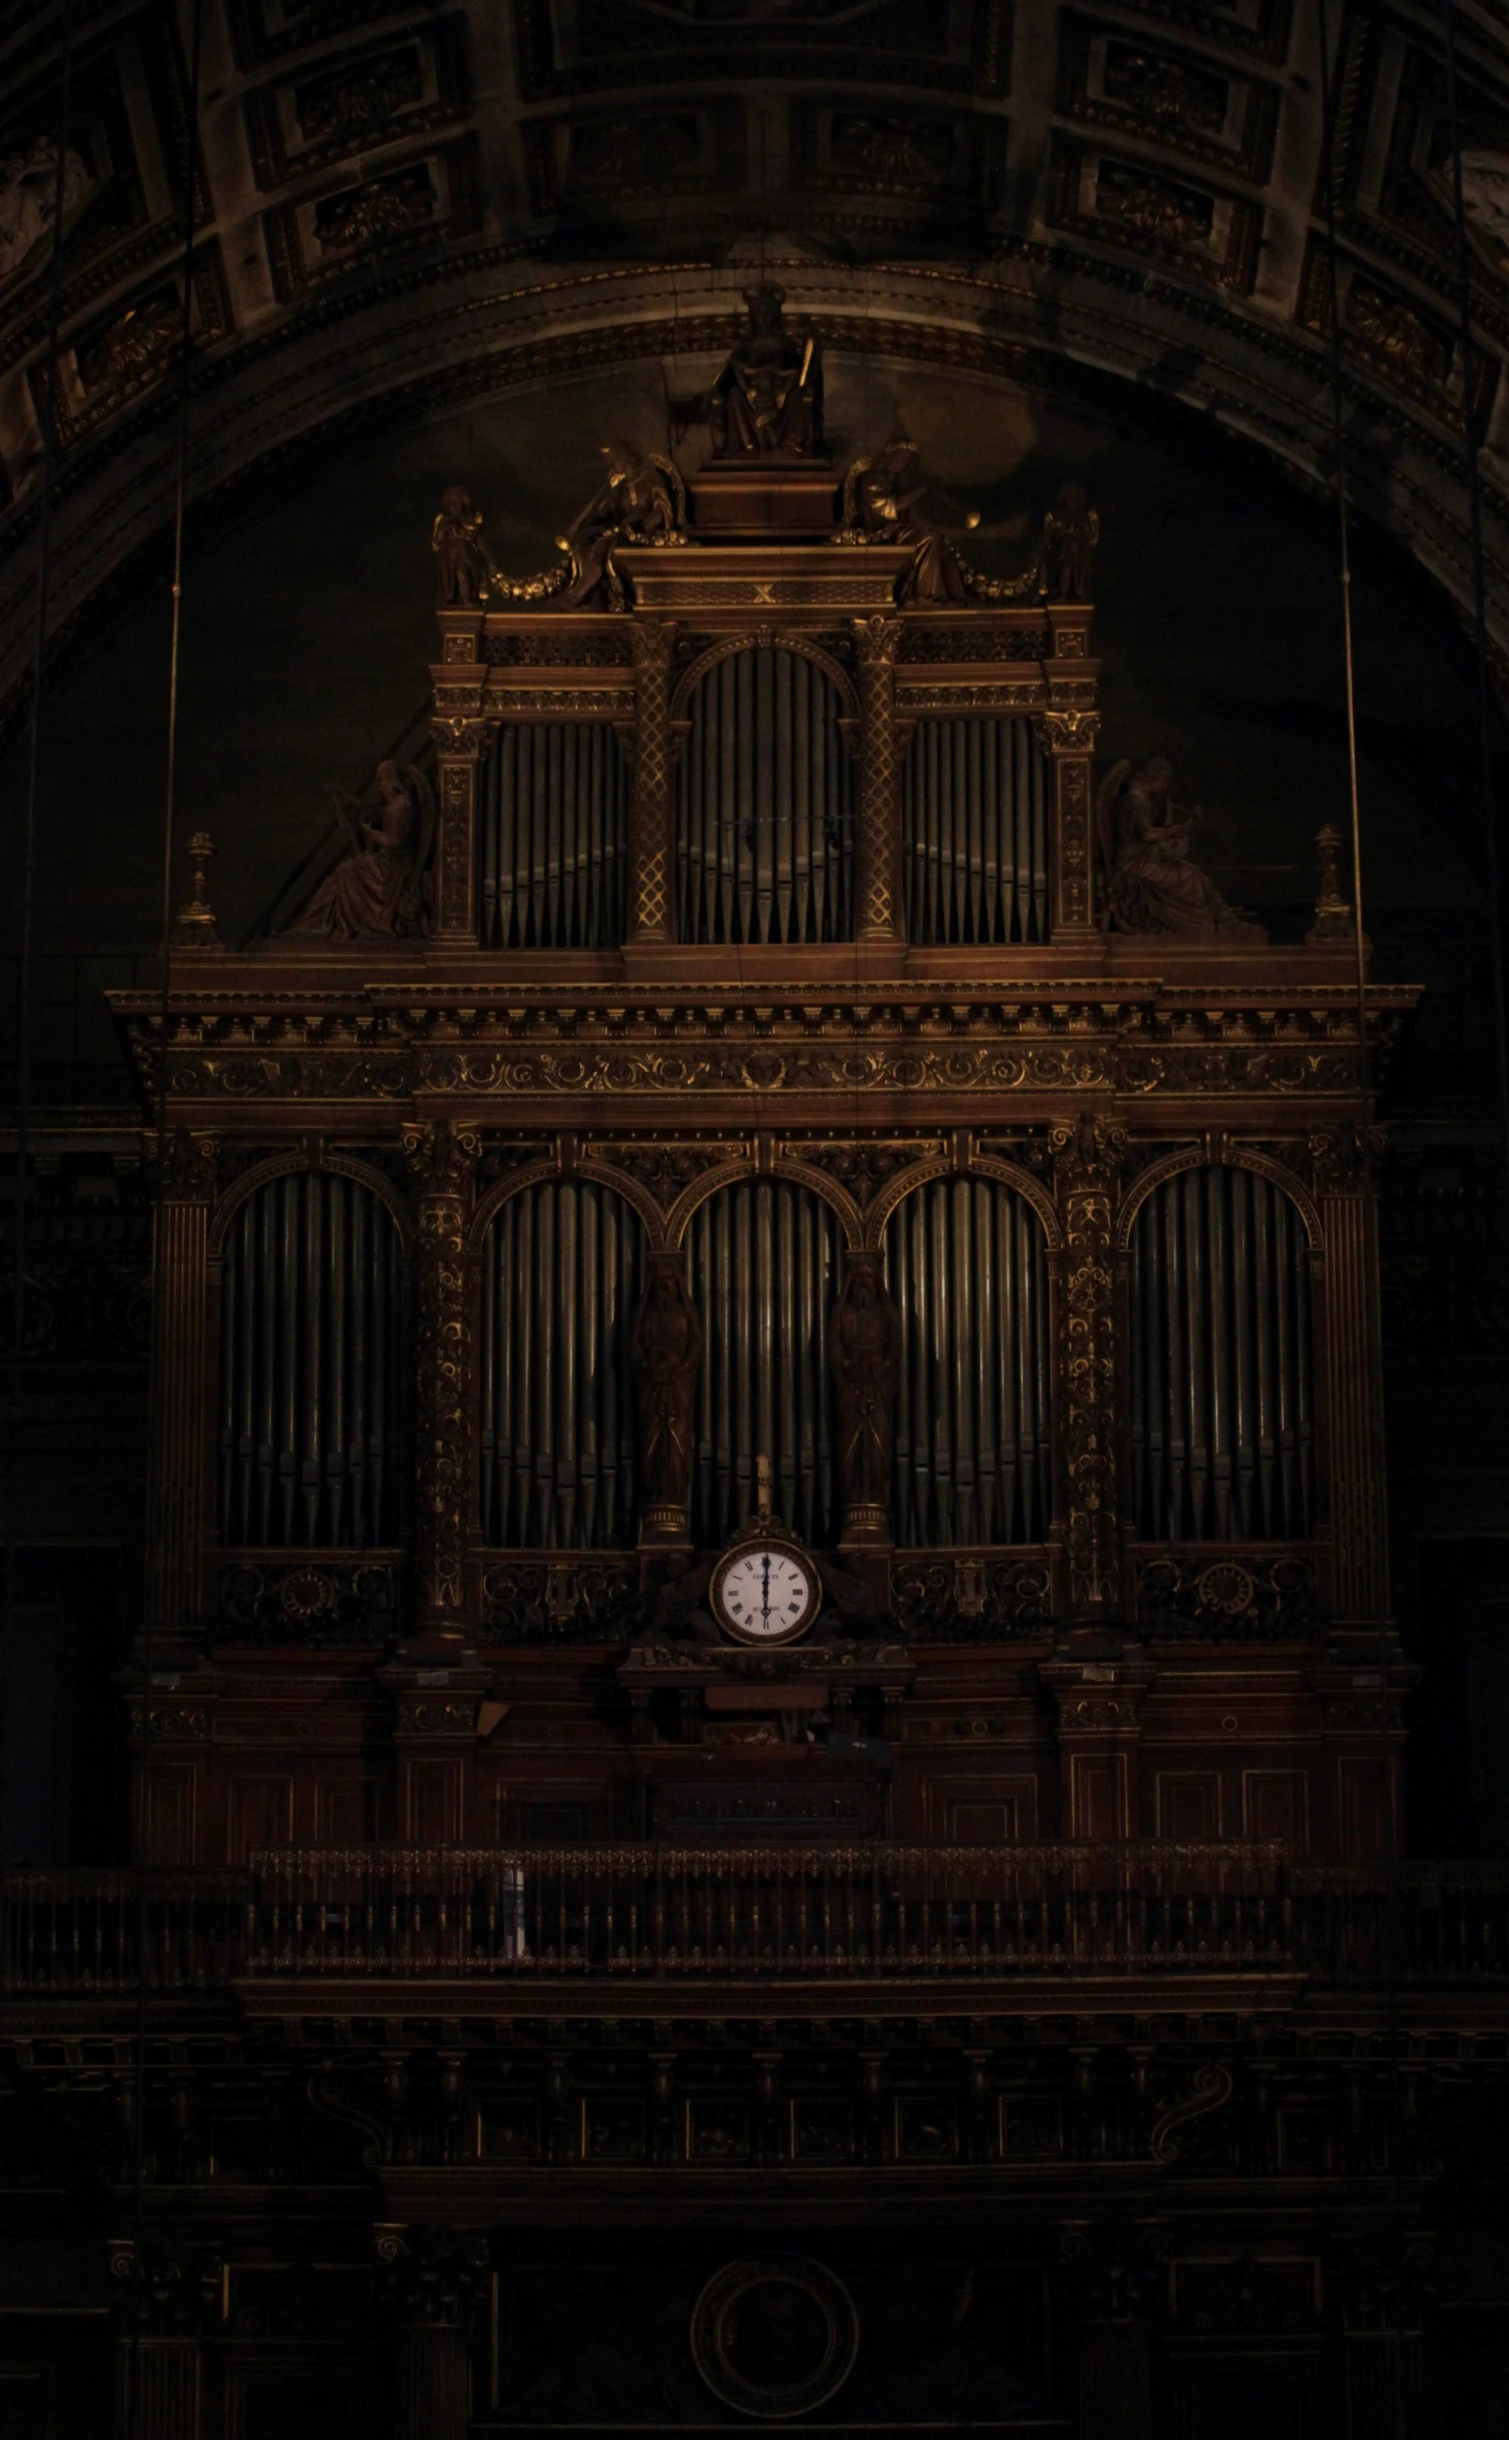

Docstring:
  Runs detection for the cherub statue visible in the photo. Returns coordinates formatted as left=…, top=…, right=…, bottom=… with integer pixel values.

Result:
left=294, top=760, right=437, bottom=939
left=1095, top=757, right=1266, bottom=942
left=431, top=485, right=490, bottom=607
left=555, top=442, right=685, bottom=610
left=828, top=1253, right=902, bottom=1529
left=1039, top=482, right=1099, bottom=601
left=672, top=284, right=824, bottom=458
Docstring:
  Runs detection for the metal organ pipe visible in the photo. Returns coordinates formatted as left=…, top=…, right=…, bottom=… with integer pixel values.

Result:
left=676, top=648, right=854, bottom=943
left=885, top=1178, right=1053, bottom=1545
left=481, top=724, right=629, bottom=948
left=901, top=719, right=1049, bottom=943
left=479, top=1180, right=641, bottom=1549
left=687, top=1181, right=840, bottom=1546
left=1129, top=1166, right=1315, bottom=1540
left=218, top=1172, right=403, bottom=1548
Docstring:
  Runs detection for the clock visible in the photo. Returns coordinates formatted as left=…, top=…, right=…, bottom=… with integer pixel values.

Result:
left=710, top=1539, right=820, bottom=1646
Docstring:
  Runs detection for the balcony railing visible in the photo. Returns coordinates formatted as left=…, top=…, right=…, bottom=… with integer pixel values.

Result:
left=5, top=1847, right=1506, bottom=1996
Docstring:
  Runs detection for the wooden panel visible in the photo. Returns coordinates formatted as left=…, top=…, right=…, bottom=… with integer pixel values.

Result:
left=927, top=1775, right=1041, bottom=1843
left=1071, top=1753, right=1126, bottom=1840
left=1157, top=1772, right=1222, bottom=1840
left=314, top=1778, right=379, bottom=1843
left=1338, top=1755, right=1392, bottom=1859
left=227, top=1776, right=293, bottom=1865
left=145, top=1765, right=195, bottom=1866
left=404, top=1759, right=463, bottom=1843
left=1244, top=1769, right=1310, bottom=1854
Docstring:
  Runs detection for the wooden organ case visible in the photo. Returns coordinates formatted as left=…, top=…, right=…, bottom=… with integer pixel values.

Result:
left=115, top=453, right=1416, bottom=1870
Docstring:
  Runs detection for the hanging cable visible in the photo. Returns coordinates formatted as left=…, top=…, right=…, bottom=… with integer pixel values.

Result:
left=1316, top=0, right=1373, bottom=1125
left=130, top=0, right=205, bottom=2427
left=1442, top=0, right=1509, bottom=1205
left=2, top=0, right=77, bottom=1878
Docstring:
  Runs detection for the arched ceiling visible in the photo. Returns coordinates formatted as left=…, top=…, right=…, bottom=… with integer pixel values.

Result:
left=3, top=0, right=1509, bottom=730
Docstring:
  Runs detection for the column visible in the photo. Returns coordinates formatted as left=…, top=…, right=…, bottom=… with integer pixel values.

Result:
left=1033, top=708, right=1101, bottom=943
left=401, top=1120, right=482, bottom=1650
left=1060, top=2228, right=1157, bottom=2440
left=111, top=2241, right=213, bottom=2440
left=628, top=619, right=675, bottom=945
left=853, top=613, right=903, bottom=944
left=377, top=2227, right=485, bottom=2440
left=143, top=1130, right=219, bottom=1653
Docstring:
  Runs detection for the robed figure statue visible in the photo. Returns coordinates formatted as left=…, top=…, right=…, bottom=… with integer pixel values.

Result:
left=632, top=1252, right=705, bottom=1537
left=1095, top=758, right=1266, bottom=942
left=673, top=285, right=824, bottom=458
left=828, top=1253, right=902, bottom=1543
left=294, top=760, right=436, bottom=939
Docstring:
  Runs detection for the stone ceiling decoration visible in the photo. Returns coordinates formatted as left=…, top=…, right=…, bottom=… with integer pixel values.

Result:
left=1, top=0, right=1508, bottom=728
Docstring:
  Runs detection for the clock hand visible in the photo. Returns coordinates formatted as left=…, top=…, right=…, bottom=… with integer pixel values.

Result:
left=761, top=1551, right=772, bottom=1631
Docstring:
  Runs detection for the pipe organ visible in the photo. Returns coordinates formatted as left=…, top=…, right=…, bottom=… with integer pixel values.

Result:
left=1128, top=1164, right=1316, bottom=1543
left=478, top=1178, right=642, bottom=1549
left=481, top=722, right=630, bottom=948
left=901, top=717, right=1049, bottom=943
left=117, top=449, right=1418, bottom=1879
left=675, top=644, right=854, bottom=943
left=216, top=1168, right=405, bottom=1549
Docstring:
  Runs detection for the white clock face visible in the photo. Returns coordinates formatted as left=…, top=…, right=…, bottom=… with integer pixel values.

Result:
left=714, top=1544, right=818, bottom=1644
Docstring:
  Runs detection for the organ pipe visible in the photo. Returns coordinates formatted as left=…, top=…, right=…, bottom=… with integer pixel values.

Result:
left=479, top=1180, right=641, bottom=1547
left=481, top=723, right=630, bottom=948
left=885, top=1178, right=1053, bottom=1545
left=676, top=647, right=854, bottom=943
left=687, top=1180, right=840, bottom=1545
left=218, top=1172, right=403, bottom=1547
left=1129, top=1166, right=1314, bottom=1539
left=902, top=718, right=1049, bottom=943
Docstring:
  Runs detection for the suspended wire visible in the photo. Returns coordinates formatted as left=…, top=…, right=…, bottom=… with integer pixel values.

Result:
left=131, top=0, right=205, bottom=2425
left=1316, top=0, right=1373, bottom=1125
left=2, top=0, right=77, bottom=1867
left=1442, top=0, right=1509, bottom=1206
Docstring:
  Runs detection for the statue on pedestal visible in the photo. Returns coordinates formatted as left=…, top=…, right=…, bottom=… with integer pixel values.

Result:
left=1095, top=757, right=1266, bottom=942
left=673, top=285, right=824, bottom=458
left=294, top=761, right=436, bottom=939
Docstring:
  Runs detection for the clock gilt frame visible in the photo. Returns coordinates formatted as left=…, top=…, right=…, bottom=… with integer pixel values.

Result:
left=111, top=465, right=1418, bottom=1866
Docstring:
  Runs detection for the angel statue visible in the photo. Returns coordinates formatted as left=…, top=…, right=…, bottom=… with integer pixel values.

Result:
left=554, top=440, right=685, bottom=610
left=294, top=759, right=437, bottom=939
left=828, top=1253, right=903, bottom=1537
left=840, top=437, right=984, bottom=604
left=1095, top=757, right=1266, bottom=942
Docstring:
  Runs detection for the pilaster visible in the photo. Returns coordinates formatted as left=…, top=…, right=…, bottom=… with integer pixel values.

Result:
left=629, top=619, right=675, bottom=944
left=1033, top=707, right=1101, bottom=943
left=401, top=1120, right=482, bottom=1654
left=1052, top=1114, right=1126, bottom=1633
left=853, top=613, right=903, bottom=943
left=376, top=2225, right=486, bottom=2440
left=431, top=696, right=486, bottom=941
left=142, top=1128, right=219, bottom=1656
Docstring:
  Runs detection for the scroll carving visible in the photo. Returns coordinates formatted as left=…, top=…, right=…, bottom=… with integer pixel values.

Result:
left=401, top=1120, right=481, bottom=1629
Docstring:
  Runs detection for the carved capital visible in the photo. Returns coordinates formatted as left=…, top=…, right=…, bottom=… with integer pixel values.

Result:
left=375, top=2224, right=488, bottom=2327
left=143, top=1128, right=219, bottom=1202
left=1308, top=1121, right=1384, bottom=1197
left=1051, top=1113, right=1127, bottom=1196
left=1033, top=708, right=1101, bottom=754
left=852, top=612, right=902, bottom=671
left=401, top=1119, right=482, bottom=1198
left=431, top=715, right=489, bottom=754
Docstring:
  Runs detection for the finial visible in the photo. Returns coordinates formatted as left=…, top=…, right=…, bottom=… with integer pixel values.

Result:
left=755, top=1453, right=771, bottom=1521
left=1307, top=822, right=1354, bottom=944
left=174, top=831, right=220, bottom=947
